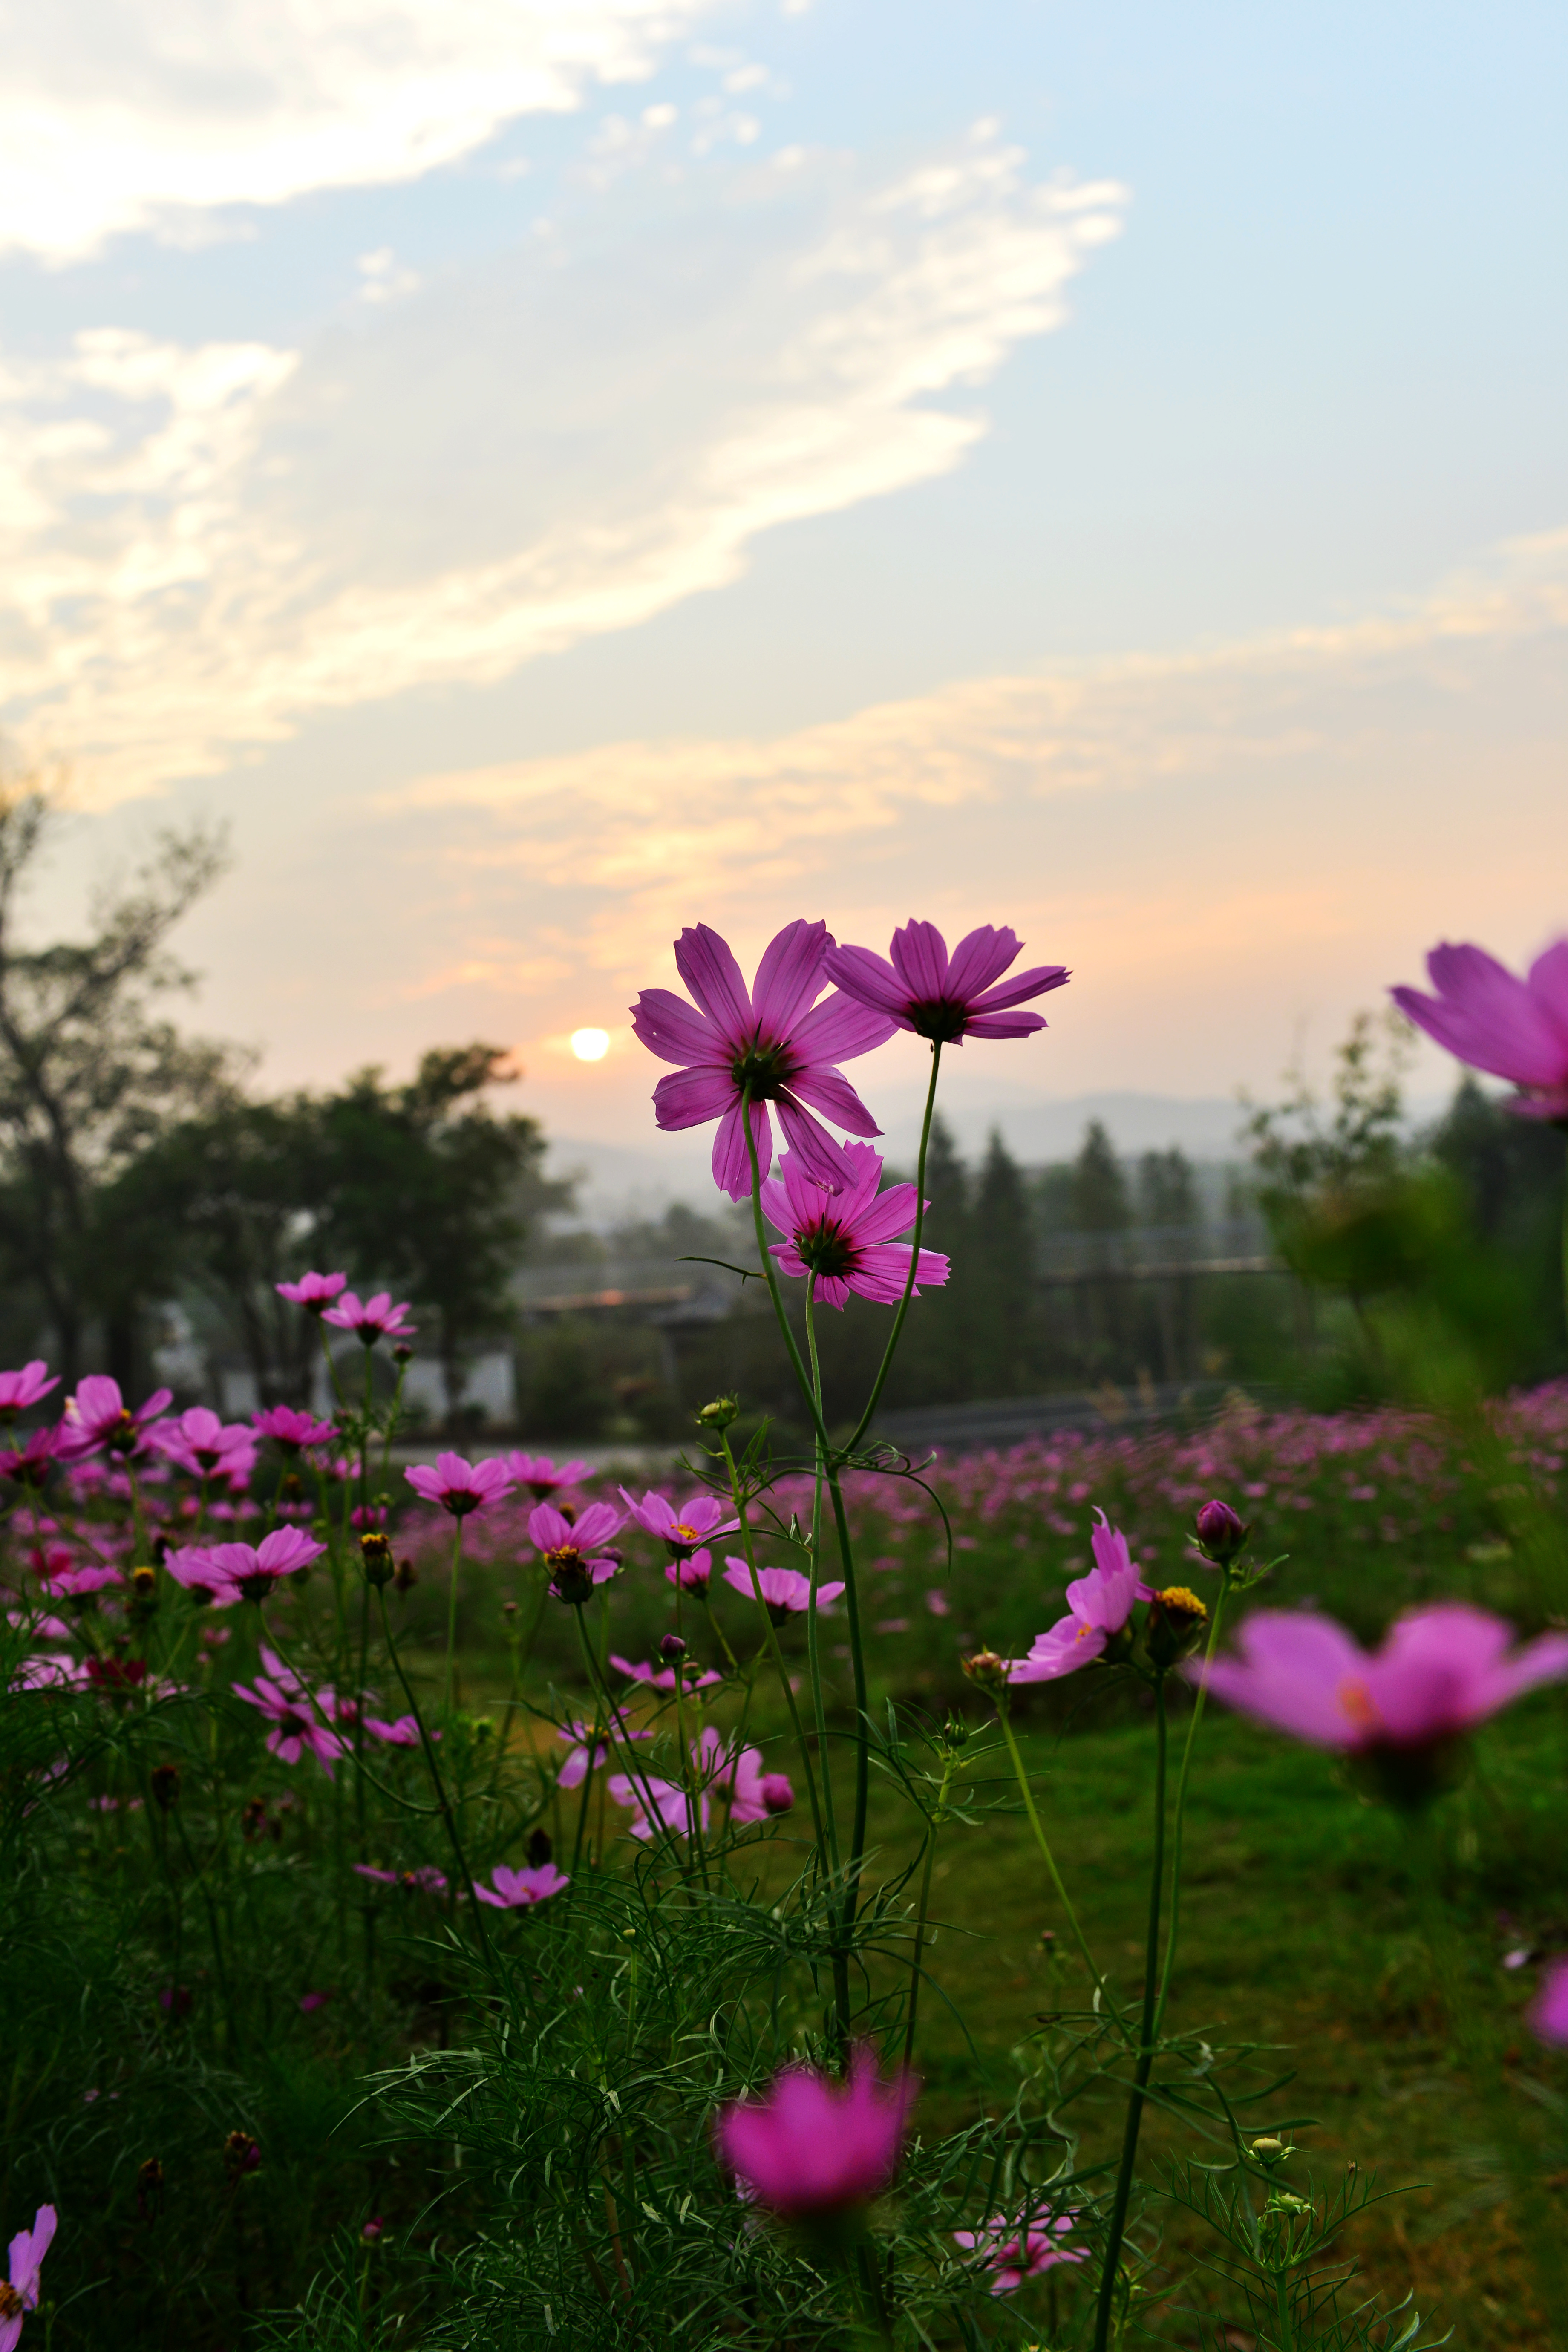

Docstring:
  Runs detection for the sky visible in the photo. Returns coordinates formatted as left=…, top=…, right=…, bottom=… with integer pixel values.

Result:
left=1, top=0, right=1565, bottom=1182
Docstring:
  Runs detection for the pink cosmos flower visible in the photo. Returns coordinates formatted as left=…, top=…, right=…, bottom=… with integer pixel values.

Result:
left=232, top=1659, right=343, bottom=1773
left=173, top=1526, right=325, bottom=1604
left=0, top=1428, right=64, bottom=1487
left=608, top=1770, right=708, bottom=1841
left=12, top=1653, right=91, bottom=1691
left=299, top=1990, right=332, bottom=2014
left=36, top=1558, right=122, bottom=1600
left=825, top=920, right=1069, bottom=1046
left=695, top=1728, right=793, bottom=1824
left=405, top=1453, right=516, bottom=1516
left=276, top=1270, right=348, bottom=1313
left=0, top=1362, right=58, bottom=1422
left=322, top=1290, right=415, bottom=1344
left=556, top=1718, right=650, bottom=1787
left=1391, top=940, right=1568, bottom=1119
left=1006, top=1515, right=1153, bottom=1683
left=60, top=1376, right=173, bottom=1459
left=722, top=1559, right=844, bottom=1619
left=1530, top=1957, right=1568, bottom=2049
left=528, top=1501, right=623, bottom=1604
left=619, top=1488, right=738, bottom=1558
left=152, top=1408, right=258, bottom=1482
left=761, top=1139, right=948, bottom=1310
left=473, top=1862, right=571, bottom=1909
left=252, top=1406, right=337, bottom=1452
left=0, top=2204, right=57, bottom=2351
left=162, top=1545, right=240, bottom=1608
left=666, top=1549, right=715, bottom=1595
left=630, top=919, right=896, bottom=1201
left=952, top=2210, right=1085, bottom=2295
left=503, top=1453, right=593, bottom=1499
left=354, top=1863, right=449, bottom=1894
left=1191, top=1603, right=1568, bottom=1752
left=609, top=1653, right=723, bottom=1696
left=363, top=1714, right=422, bottom=1746
left=715, top=2049, right=915, bottom=2219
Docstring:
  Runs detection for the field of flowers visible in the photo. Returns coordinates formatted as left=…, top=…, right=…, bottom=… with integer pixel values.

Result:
left=2, top=916, right=1566, bottom=2352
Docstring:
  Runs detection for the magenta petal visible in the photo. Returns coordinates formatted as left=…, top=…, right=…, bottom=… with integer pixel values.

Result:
left=652, top=1065, right=736, bottom=1130
left=784, top=1064, right=883, bottom=1136
left=1527, top=940, right=1568, bottom=1035
left=822, top=944, right=911, bottom=1020
left=943, top=925, right=1021, bottom=1000
left=888, top=920, right=951, bottom=1000
left=793, top=989, right=900, bottom=1062
left=852, top=1182, right=922, bottom=1245
left=630, top=987, right=725, bottom=1066
left=970, top=962, right=1072, bottom=1014
left=964, top=1010, right=1049, bottom=1039
left=673, top=925, right=753, bottom=1040
left=775, top=1095, right=856, bottom=1185
left=751, top=919, right=829, bottom=1034
left=712, top=1100, right=772, bottom=1199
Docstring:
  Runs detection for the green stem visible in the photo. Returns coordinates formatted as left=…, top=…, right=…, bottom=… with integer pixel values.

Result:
left=801, top=1282, right=838, bottom=1866
left=1273, top=2263, right=1295, bottom=2352
left=1092, top=1680, right=1170, bottom=2352
left=1152, top=1578, right=1227, bottom=2035
left=718, top=1428, right=826, bottom=1852
left=824, top=1461, right=871, bottom=1932
left=995, top=1703, right=1111, bottom=2011
left=442, top=1515, right=465, bottom=1716
left=903, top=1752, right=953, bottom=2071
left=844, top=1039, right=943, bottom=1455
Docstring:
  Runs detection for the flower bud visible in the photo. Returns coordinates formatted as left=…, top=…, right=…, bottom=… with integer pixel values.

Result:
left=393, top=1555, right=418, bottom=1593
left=961, top=1649, right=1009, bottom=1693
left=527, top=1826, right=553, bottom=1868
left=360, top=1531, right=395, bottom=1587
left=1193, top=1499, right=1250, bottom=1568
left=392, top=1343, right=413, bottom=1365
left=695, top=1395, right=739, bottom=1430
left=659, top=1632, right=687, bottom=1663
left=150, top=1762, right=181, bottom=1811
left=943, top=1716, right=969, bottom=1749
left=761, top=1773, right=795, bottom=1815
left=1145, top=1585, right=1208, bottom=1671
left=361, top=2216, right=385, bottom=2243
left=130, top=1564, right=157, bottom=1602
left=1250, top=2136, right=1287, bottom=2163
left=223, top=2130, right=261, bottom=2176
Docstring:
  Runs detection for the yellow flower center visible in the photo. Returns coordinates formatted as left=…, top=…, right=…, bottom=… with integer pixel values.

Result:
left=1155, top=1585, right=1207, bottom=1619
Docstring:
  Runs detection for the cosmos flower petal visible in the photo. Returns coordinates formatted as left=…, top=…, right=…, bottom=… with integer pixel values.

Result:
left=790, top=989, right=900, bottom=1062
left=673, top=924, right=754, bottom=1038
left=750, top=918, right=830, bottom=1034
left=652, top=1065, right=737, bottom=1130
left=783, top=1064, right=883, bottom=1137
left=712, top=1099, right=772, bottom=1200
left=629, top=986, right=725, bottom=1067
left=941, top=925, right=1022, bottom=1000
left=888, top=920, right=951, bottom=1000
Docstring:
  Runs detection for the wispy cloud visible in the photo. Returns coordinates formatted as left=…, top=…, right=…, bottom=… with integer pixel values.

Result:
left=0, top=130, right=1125, bottom=802
left=0, top=0, right=728, bottom=262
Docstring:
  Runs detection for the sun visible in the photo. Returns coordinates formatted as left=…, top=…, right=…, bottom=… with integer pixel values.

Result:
left=570, top=1028, right=611, bottom=1061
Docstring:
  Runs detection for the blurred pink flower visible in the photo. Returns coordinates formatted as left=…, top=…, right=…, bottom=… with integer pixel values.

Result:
left=608, top=1770, right=707, bottom=1841
left=1006, top=1515, right=1153, bottom=1683
left=1, top=2203, right=57, bottom=2350
left=630, top=919, right=895, bottom=1201
left=61, top=1376, right=172, bottom=1460
left=696, top=1727, right=793, bottom=1823
left=298, top=1990, right=332, bottom=2013
left=826, top=919, right=1069, bottom=1046
left=37, top=1558, right=122, bottom=1599
left=0, top=1427, right=65, bottom=1488
left=715, top=2049, right=914, bottom=2218
left=162, top=1545, right=241, bottom=1608
left=925, top=1589, right=951, bottom=1617
left=619, top=1488, right=738, bottom=1558
left=354, top=1863, right=448, bottom=1894
left=1392, top=940, right=1568, bottom=1118
left=252, top=1406, right=337, bottom=1451
left=153, top=1408, right=257, bottom=1482
left=503, top=1453, right=593, bottom=1499
left=0, top=1361, right=58, bottom=1422
left=610, top=1653, right=723, bottom=1695
left=666, top=1548, right=715, bottom=1595
left=529, top=1502, right=623, bottom=1604
left=322, top=1291, right=415, bottom=1344
left=721, top=1559, right=844, bottom=1619
left=363, top=1713, right=422, bottom=1747
left=276, top=1270, right=348, bottom=1312
left=474, top=1862, right=570, bottom=1908
left=1193, top=1603, right=1568, bottom=1752
left=952, top=2210, right=1085, bottom=2294
left=1530, top=1957, right=1568, bottom=2048
left=762, top=1139, right=948, bottom=1310
left=405, top=1453, right=515, bottom=1516
left=233, top=1656, right=343, bottom=1773
left=177, top=1527, right=325, bottom=1604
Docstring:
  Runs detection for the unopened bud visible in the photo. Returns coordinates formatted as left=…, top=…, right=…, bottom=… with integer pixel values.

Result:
left=695, top=1395, right=739, bottom=1430
left=943, top=1716, right=969, bottom=1748
left=150, top=1762, right=181, bottom=1811
left=502, top=1598, right=518, bottom=1618
left=659, top=1633, right=687, bottom=1663
left=961, top=1649, right=1009, bottom=1693
left=527, top=1826, right=553, bottom=1868
left=393, top=1555, right=418, bottom=1593
left=392, top=1343, right=413, bottom=1365
left=130, top=1564, right=157, bottom=1601
left=760, top=1773, right=794, bottom=1816
left=1193, top=1499, right=1250, bottom=1569
left=360, top=1532, right=394, bottom=1587
left=1250, top=2136, right=1287, bottom=2163
left=223, top=2130, right=261, bottom=2176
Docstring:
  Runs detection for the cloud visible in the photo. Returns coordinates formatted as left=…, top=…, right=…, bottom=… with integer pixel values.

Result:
left=0, top=130, right=1126, bottom=802
left=0, top=0, right=726, bottom=262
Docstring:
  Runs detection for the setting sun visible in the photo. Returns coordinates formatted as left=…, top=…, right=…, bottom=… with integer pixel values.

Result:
left=569, top=1027, right=610, bottom=1061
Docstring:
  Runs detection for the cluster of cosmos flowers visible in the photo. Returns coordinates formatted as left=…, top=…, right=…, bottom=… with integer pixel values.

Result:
left=3, top=914, right=1568, bottom=2311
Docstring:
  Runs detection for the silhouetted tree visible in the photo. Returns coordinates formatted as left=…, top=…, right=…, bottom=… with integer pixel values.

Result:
left=1072, top=1121, right=1131, bottom=1231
